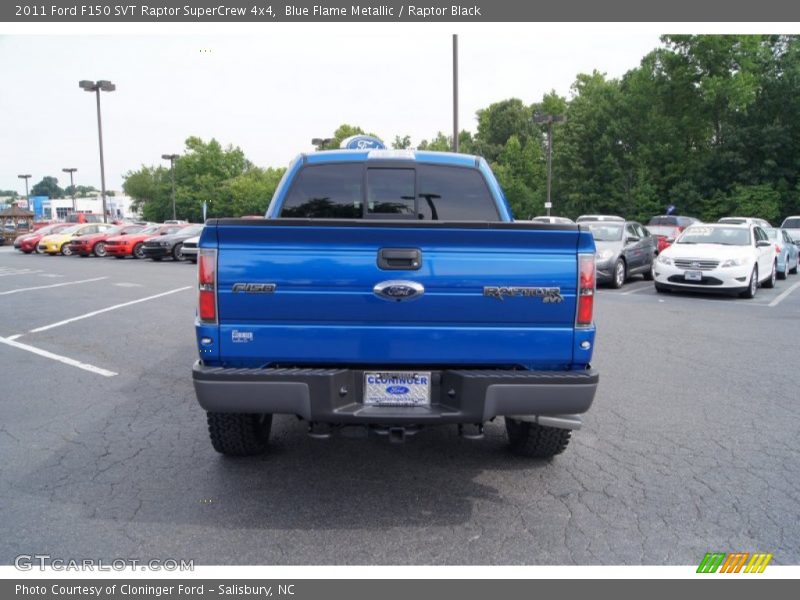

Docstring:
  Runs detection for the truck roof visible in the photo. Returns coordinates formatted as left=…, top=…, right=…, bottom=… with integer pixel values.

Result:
left=299, top=149, right=480, bottom=168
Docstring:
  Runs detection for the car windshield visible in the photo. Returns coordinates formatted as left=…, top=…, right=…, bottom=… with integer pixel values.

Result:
left=585, top=223, right=624, bottom=241
left=58, top=225, right=82, bottom=235
left=678, top=226, right=751, bottom=246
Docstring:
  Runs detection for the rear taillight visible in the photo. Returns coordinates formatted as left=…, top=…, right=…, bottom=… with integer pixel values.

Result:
left=198, top=248, right=217, bottom=323
left=576, top=253, right=595, bottom=327
left=775, top=244, right=782, bottom=253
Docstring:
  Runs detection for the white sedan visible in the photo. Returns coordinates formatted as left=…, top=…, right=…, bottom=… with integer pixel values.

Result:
left=653, top=223, right=777, bottom=298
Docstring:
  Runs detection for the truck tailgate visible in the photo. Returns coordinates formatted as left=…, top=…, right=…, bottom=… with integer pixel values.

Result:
left=203, top=220, right=593, bottom=368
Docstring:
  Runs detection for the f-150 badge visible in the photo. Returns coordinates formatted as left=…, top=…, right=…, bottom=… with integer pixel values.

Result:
left=232, top=283, right=276, bottom=293
left=483, top=286, right=563, bottom=303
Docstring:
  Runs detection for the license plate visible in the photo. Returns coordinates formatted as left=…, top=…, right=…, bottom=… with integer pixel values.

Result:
left=684, top=270, right=702, bottom=281
left=364, top=372, right=431, bottom=407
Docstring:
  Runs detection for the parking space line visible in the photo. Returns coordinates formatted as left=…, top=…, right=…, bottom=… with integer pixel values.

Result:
left=0, top=269, right=43, bottom=277
left=768, top=280, right=800, bottom=307
left=28, top=286, right=193, bottom=334
left=0, top=277, right=107, bottom=296
left=621, top=284, right=653, bottom=295
left=0, top=336, right=117, bottom=377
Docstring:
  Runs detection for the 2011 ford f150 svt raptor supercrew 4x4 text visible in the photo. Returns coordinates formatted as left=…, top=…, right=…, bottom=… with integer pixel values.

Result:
left=192, top=148, right=598, bottom=458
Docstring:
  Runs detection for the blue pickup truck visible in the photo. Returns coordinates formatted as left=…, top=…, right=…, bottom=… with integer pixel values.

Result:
left=193, top=148, right=598, bottom=458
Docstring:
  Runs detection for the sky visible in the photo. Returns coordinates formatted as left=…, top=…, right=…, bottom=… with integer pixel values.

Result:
left=0, top=24, right=664, bottom=194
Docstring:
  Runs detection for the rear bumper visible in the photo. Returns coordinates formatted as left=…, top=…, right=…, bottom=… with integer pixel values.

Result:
left=192, top=361, right=598, bottom=425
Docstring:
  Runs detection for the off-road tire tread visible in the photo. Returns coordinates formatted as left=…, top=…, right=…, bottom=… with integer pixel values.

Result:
left=207, top=412, right=272, bottom=456
left=505, top=418, right=571, bottom=458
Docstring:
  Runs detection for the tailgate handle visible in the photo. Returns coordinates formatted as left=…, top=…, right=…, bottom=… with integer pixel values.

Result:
left=378, top=248, right=422, bottom=270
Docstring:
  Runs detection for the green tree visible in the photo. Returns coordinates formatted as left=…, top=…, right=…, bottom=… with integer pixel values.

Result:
left=223, top=167, right=287, bottom=216
left=124, top=136, right=251, bottom=222
left=474, top=98, right=539, bottom=162
left=30, top=176, right=64, bottom=199
left=392, top=135, right=411, bottom=149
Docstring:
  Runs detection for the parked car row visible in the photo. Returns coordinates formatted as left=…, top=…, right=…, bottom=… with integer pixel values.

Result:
left=12, top=222, right=204, bottom=263
left=654, top=222, right=799, bottom=298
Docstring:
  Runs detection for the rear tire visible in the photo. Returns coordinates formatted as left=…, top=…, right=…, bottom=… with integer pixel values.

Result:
left=94, top=242, right=107, bottom=257
left=132, top=242, right=145, bottom=259
left=172, top=243, right=184, bottom=261
left=60, top=244, right=72, bottom=256
left=764, top=261, right=776, bottom=288
left=505, top=418, right=571, bottom=458
left=643, top=262, right=654, bottom=281
left=207, top=412, right=272, bottom=457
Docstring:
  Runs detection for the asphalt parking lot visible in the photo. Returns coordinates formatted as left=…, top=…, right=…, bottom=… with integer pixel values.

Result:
left=1, top=247, right=798, bottom=566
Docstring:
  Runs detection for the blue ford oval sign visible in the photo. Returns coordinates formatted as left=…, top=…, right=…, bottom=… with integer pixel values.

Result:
left=386, top=386, right=410, bottom=395
left=340, top=135, right=386, bottom=150
left=373, top=280, right=425, bottom=302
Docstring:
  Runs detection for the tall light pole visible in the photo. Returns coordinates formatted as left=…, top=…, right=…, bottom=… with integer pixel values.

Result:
left=533, top=113, right=566, bottom=217
left=161, top=154, right=179, bottom=221
left=79, top=79, right=115, bottom=223
left=62, top=168, right=77, bottom=213
left=17, top=174, right=31, bottom=207
left=453, top=34, right=459, bottom=153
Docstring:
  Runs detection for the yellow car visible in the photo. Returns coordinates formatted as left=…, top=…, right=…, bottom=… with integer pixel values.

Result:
left=38, top=223, right=116, bottom=255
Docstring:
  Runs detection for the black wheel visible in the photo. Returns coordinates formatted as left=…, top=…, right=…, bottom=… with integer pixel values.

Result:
left=207, top=412, right=272, bottom=457
left=172, top=243, right=184, bottom=261
left=740, top=265, right=758, bottom=299
left=94, top=242, right=107, bottom=257
left=763, top=261, right=776, bottom=288
left=654, top=282, right=669, bottom=293
left=132, top=242, right=145, bottom=259
left=611, top=258, right=626, bottom=289
left=643, top=262, right=654, bottom=281
left=60, top=243, right=72, bottom=256
left=505, top=418, right=571, bottom=458
left=778, top=257, right=788, bottom=280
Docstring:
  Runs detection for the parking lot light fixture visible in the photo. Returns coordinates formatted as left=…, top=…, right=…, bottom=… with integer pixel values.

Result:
left=17, top=174, right=31, bottom=205
left=79, top=79, right=115, bottom=223
left=161, top=154, right=179, bottom=221
left=62, top=168, right=78, bottom=212
left=533, top=113, right=567, bottom=217
left=311, top=138, right=334, bottom=150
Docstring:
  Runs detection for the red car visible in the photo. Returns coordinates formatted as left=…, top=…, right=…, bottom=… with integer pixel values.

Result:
left=647, top=215, right=701, bottom=253
left=68, top=224, right=147, bottom=257
left=13, top=223, right=72, bottom=254
left=105, top=224, right=188, bottom=259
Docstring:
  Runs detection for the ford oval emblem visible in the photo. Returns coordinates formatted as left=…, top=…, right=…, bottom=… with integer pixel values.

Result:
left=373, top=280, right=425, bottom=302
left=386, top=386, right=409, bottom=395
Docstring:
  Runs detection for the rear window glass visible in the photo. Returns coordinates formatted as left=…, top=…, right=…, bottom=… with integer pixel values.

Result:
left=648, top=216, right=678, bottom=226
left=281, top=164, right=363, bottom=218
left=782, top=217, right=800, bottom=229
left=279, top=163, right=499, bottom=220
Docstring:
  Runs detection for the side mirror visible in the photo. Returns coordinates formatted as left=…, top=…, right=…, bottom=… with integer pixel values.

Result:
left=626, top=236, right=640, bottom=244
left=756, top=240, right=771, bottom=247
